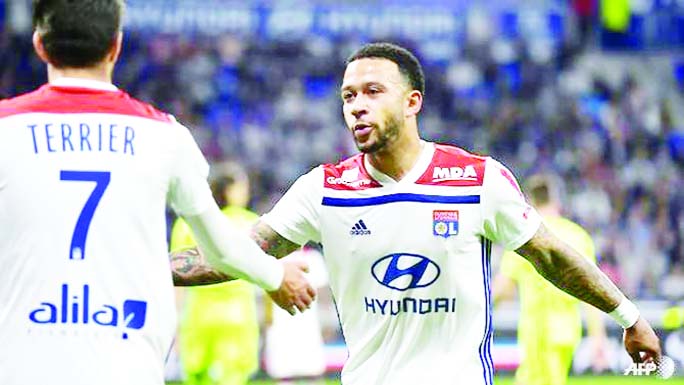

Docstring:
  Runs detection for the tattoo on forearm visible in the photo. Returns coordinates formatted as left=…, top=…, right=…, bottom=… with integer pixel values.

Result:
left=516, top=224, right=623, bottom=313
left=170, top=248, right=232, bottom=286
left=169, top=221, right=297, bottom=286
left=251, top=221, right=300, bottom=259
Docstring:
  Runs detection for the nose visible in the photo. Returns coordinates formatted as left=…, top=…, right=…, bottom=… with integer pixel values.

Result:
left=350, top=98, right=368, bottom=120
left=351, top=109, right=367, bottom=120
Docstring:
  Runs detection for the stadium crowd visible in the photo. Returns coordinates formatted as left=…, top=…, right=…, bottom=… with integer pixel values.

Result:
left=1, top=18, right=683, bottom=300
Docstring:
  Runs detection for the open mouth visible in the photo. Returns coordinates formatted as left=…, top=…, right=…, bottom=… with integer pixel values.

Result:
left=353, top=122, right=373, bottom=137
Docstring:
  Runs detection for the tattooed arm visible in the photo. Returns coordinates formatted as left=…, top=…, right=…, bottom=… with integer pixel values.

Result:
left=170, top=247, right=233, bottom=286
left=250, top=220, right=301, bottom=259
left=170, top=220, right=300, bottom=286
left=516, top=223, right=622, bottom=312
left=517, top=223, right=661, bottom=363
left=250, top=219, right=314, bottom=314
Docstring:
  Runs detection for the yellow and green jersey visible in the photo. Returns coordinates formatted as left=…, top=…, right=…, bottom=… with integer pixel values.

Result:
left=170, top=206, right=261, bottom=380
left=500, top=215, right=596, bottom=347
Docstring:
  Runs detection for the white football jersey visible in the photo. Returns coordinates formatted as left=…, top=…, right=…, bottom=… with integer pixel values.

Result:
left=0, top=78, right=214, bottom=385
left=262, top=141, right=542, bottom=385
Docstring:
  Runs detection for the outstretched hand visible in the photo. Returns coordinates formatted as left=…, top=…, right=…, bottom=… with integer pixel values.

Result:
left=624, top=316, right=661, bottom=364
left=268, top=259, right=316, bottom=315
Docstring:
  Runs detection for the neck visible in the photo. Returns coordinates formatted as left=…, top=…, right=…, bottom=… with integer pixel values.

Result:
left=366, top=126, right=422, bottom=181
left=47, top=63, right=113, bottom=84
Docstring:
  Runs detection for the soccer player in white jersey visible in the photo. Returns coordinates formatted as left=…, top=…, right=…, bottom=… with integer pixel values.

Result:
left=0, top=1, right=315, bottom=385
left=172, top=43, right=661, bottom=384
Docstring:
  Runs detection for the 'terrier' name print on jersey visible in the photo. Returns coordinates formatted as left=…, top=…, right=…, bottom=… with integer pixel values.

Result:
left=27, top=121, right=136, bottom=155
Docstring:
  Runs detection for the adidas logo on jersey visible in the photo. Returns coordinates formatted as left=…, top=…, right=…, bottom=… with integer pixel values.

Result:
left=432, top=165, right=477, bottom=182
left=350, top=219, right=371, bottom=236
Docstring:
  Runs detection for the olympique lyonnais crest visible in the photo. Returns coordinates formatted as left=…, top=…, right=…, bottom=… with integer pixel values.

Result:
left=433, top=210, right=459, bottom=238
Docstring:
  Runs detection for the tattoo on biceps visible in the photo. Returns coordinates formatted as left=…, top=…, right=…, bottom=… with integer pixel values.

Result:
left=251, top=221, right=300, bottom=259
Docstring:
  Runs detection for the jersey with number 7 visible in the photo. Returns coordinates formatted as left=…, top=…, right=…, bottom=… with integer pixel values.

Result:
left=0, top=79, right=214, bottom=384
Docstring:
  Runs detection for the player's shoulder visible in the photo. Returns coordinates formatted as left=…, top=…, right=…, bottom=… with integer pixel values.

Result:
left=432, top=142, right=489, bottom=163
left=115, top=91, right=173, bottom=124
left=321, top=153, right=382, bottom=191
left=414, top=142, right=487, bottom=187
left=0, top=84, right=172, bottom=123
left=430, top=143, right=489, bottom=173
left=322, top=153, right=364, bottom=174
left=0, top=85, right=49, bottom=119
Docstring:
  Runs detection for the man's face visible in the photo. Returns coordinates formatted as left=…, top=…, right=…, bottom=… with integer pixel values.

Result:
left=341, top=58, right=409, bottom=154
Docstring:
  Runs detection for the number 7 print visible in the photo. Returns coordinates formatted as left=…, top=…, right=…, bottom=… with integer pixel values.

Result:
left=60, top=171, right=111, bottom=260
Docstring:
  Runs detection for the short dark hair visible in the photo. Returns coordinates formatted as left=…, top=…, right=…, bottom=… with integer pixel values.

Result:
left=346, top=42, right=425, bottom=95
left=33, top=0, right=124, bottom=68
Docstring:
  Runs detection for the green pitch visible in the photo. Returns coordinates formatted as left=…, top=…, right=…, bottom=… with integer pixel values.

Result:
left=237, top=376, right=684, bottom=385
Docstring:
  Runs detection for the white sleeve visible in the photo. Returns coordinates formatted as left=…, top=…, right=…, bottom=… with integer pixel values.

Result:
left=184, top=206, right=284, bottom=292
left=167, top=121, right=214, bottom=217
left=261, top=166, right=323, bottom=245
left=481, top=158, right=542, bottom=250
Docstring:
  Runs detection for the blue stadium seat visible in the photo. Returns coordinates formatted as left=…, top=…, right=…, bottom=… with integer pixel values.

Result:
left=600, top=15, right=645, bottom=50
left=498, top=62, right=521, bottom=93
left=303, top=75, right=335, bottom=100
left=0, top=0, right=4, bottom=30
left=215, top=66, right=240, bottom=102
left=669, top=131, right=684, bottom=164
left=500, top=11, right=519, bottom=40
left=206, top=101, right=243, bottom=135
left=673, top=59, right=684, bottom=89
left=547, top=12, right=564, bottom=43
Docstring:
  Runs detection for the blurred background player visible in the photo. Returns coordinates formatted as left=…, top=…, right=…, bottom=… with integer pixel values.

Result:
left=493, top=174, right=609, bottom=385
left=170, top=162, right=261, bottom=385
left=263, top=245, right=328, bottom=385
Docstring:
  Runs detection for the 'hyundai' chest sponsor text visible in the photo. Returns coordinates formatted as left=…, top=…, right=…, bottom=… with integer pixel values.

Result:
left=366, top=253, right=456, bottom=315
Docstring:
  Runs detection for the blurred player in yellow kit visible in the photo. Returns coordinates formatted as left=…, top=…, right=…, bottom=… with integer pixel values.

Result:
left=170, top=162, right=259, bottom=385
left=493, top=175, right=608, bottom=385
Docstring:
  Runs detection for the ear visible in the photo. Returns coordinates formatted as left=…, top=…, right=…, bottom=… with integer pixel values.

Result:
left=107, top=31, right=123, bottom=64
left=405, top=89, right=423, bottom=117
left=32, top=31, right=50, bottom=64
